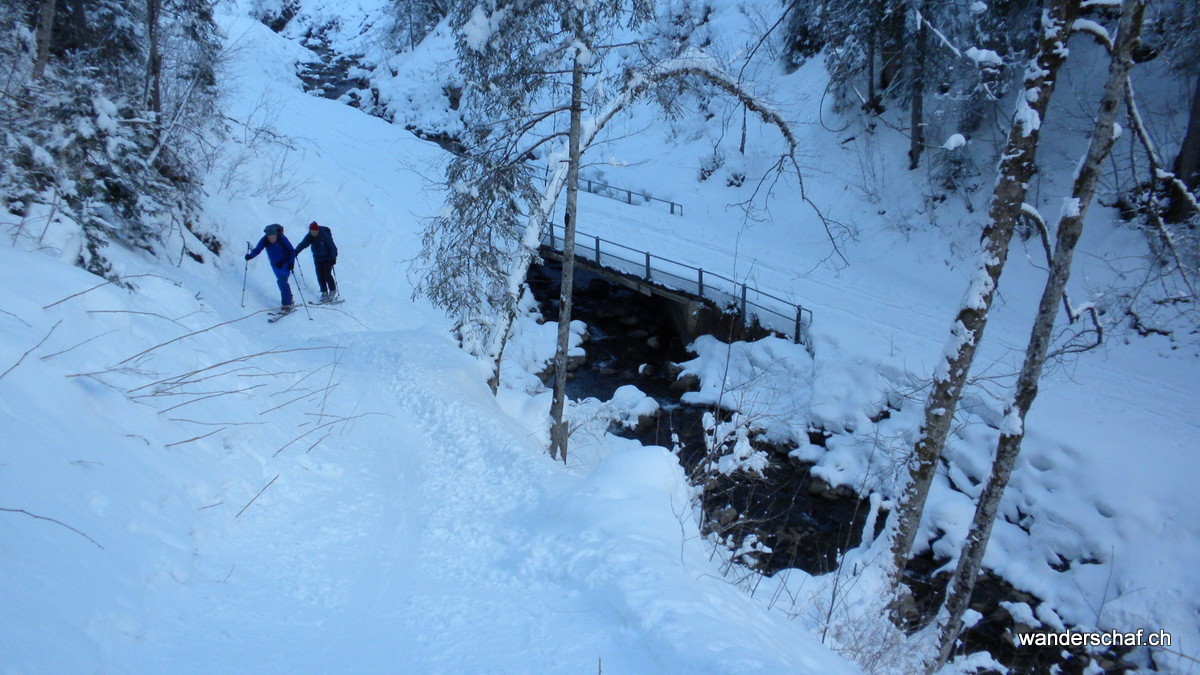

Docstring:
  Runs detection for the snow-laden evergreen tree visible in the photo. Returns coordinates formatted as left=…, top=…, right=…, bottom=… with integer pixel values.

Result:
left=1, top=0, right=222, bottom=277
left=389, top=0, right=449, bottom=50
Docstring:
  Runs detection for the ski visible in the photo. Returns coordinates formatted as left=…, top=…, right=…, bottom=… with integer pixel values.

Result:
left=308, top=297, right=345, bottom=306
left=267, top=308, right=296, bottom=323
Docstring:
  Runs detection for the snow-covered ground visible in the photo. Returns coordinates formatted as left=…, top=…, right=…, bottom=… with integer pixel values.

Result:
left=2, top=1, right=1198, bottom=673
left=0, top=10, right=860, bottom=674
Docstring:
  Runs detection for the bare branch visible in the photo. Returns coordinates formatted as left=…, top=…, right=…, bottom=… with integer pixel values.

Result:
left=40, top=330, right=118, bottom=361
left=165, top=426, right=227, bottom=448
left=235, top=475, right=279, bottom=518
left=42, top=274, right=162, bottom=309
left=115, top=311, right=272, bottom=366
left=0, top=507, right=103, bottom=549
left=0, top=320, right=61, bottom=381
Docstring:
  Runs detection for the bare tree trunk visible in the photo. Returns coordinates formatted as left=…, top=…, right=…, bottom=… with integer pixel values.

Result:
left=889, top=0, right=1081, bottom=594
left=1166, top=68, right=1200, bottom=221
left=145, top=0, right=164, bottom=167
left=548, top=9, right=586, bottom=463
left=865, top=1, right=880, bottom=114
left=879, top=1, right=905, bottom=94
left=908, top=1, right=926, bottom=170
left=146, top=0, right=162, bottom=119
left=32, top=0, right=57, bottom=81
left=931, top=2, right=1144, bottom=668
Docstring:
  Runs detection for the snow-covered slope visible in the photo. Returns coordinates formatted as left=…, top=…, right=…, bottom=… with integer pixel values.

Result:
left=3, top=0, right=1198, bottom=672
left=363, top=2, right=1200, bottom=669
left=0, top=11, right=859, bottom=674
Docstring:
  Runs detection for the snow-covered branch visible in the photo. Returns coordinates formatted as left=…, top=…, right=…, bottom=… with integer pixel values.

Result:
left=1071, top=18, right=1113, bottom=52
left=915, top=8, right=1003, bottom=70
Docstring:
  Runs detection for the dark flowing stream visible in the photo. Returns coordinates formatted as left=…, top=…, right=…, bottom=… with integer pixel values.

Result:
left=527, top=259, right=874, bottom=576
left=527, top=258, right=1139, bottom=674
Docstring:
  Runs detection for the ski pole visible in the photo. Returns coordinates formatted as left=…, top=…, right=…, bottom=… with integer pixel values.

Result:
left=296, top=261, right=314, bottom=299
left=240, top=241, right=250, bottom=308
left=291, top=263, right=313, bottom=320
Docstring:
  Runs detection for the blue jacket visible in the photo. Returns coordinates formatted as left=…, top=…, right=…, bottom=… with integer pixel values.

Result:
left=249, top=235, right=295, bottom=269
left=295, top=226, right=338, bottom=262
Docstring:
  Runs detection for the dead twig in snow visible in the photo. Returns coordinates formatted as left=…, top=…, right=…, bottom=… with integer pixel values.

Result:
left=156, top=384, right=267, bottom=414
left=0, top=320, right=61, bottom=381
left=236, top=474, right=280, bottom=518
left=0, top=507, right=103, bottom=549
left=42, top=274, right=163, bottom=309
left=85, top=309, right=190, bottom=329
left=164, top=426, right=227, bottom=448
left=116, top=311, right=271, bottom=366
left=274, top=412, right=387, bottom=457
left=40, top=330, right=118, bottom=361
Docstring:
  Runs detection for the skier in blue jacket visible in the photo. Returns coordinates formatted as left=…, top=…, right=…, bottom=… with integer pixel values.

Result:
left=245, top=223, right=295, bottom=310
left=293, top=221, right=339, bottom=303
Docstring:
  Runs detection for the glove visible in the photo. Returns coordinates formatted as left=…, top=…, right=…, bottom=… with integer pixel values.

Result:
left=331, top=259, right=337, bottom=266
left=244, top=254, right=252, bottom=261
left=288, top=263, right=294, bottom=271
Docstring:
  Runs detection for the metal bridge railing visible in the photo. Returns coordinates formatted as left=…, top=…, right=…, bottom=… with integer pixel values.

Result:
left=527, top=166, right=684, bottom=216
left=544, top=223, right=813, bottom=348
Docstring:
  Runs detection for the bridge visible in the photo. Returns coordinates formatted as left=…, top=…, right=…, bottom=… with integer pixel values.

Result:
left=539, top=222, right=813, bottom=350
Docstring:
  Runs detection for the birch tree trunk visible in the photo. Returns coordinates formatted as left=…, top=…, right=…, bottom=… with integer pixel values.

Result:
left=889, top=0, right=1082, bottom=592
left=32, top=0, right=57, bottom=81
left=548, top=11, right=586, bottom=463
left=930, top=3, right=1145, bottom=668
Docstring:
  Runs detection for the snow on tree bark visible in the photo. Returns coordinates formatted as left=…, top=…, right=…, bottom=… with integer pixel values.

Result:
left=32, top=0, right=57, bottom=81
left=931, top=2, right=1145, bottom=667
left=889, top=0, right=1083, bottom=593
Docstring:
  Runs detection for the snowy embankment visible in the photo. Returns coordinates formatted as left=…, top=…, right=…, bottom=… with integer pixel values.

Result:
left=370, top=3, right=1200, bottom=667
left=506, top=14, right=1200, bottom=670
left=0, top=13, right=857, bottom=674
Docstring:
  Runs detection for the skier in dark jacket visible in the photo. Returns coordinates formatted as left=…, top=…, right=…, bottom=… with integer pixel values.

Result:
left=245, top=223, right=296, bottom=310
left=294, top=221, right=339, bottom=303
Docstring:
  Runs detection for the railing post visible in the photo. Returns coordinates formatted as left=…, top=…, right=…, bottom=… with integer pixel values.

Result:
left=549, top=221, right=556, bottom=249
left=795, top=305, right=802, bottom=344
left=594, top=236, right=600, bottom=263
left=627, top=189, right=633, bottom=205
left=698, top=268, right=704, bottom=297
left=645, top=251, right=651, bottom=280
left=740, top=284, right=748, bottom=328
left=670, top=202, right=676, bottom=215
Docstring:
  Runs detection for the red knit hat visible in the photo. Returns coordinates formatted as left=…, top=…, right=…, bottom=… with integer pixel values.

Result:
left=309, top=221, right=319, bottom=231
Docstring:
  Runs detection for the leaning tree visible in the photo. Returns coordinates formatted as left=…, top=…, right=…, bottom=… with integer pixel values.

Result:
left=415, top=0, right=824, bottom=462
